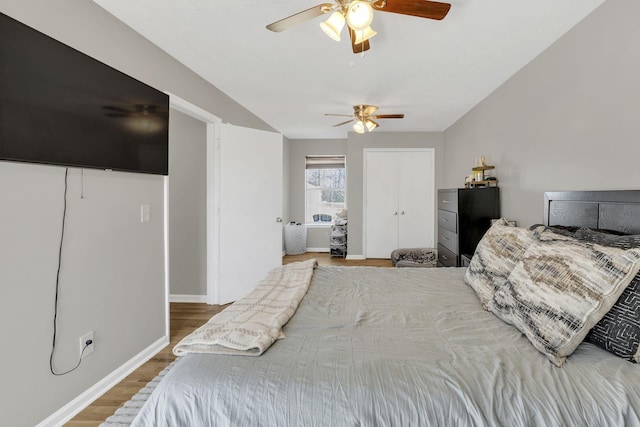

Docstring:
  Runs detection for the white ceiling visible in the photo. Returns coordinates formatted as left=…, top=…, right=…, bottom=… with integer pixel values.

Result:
left=92, top=0, right=605, bottom=139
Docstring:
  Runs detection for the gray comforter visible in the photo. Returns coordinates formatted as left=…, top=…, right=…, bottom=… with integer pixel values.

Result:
left=132, top=266, right=640, bottom=426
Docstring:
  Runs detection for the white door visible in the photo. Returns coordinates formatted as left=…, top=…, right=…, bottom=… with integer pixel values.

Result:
left=365, top=149, right=434, bottom=259
left=215, top=123, right=283, bottom=304
left=398, top=150, right=434, bottom=248
left=365, top=151, right=400, bottom=258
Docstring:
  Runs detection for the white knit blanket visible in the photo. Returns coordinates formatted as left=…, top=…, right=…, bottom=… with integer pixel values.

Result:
left=173, top=259, right=318, bottom=356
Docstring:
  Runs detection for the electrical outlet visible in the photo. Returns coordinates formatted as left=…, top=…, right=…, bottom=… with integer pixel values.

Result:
left=79, top=331, right=95, bottom=359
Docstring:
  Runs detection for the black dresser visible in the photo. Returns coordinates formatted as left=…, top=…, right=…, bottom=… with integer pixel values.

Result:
left=437, top=188, right=500, bottom=267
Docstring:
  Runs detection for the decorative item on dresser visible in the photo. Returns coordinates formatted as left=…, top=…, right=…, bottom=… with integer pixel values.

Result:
left=437, top=187, right=500, bottom=267
left=464, top=155, right=499, bottom=188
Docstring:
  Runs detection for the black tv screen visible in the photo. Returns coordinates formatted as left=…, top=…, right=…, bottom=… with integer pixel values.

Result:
left=0, top=12, right=169, bottom=175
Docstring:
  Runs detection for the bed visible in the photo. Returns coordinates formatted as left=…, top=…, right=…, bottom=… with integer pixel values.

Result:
left=131, top=191, right=640, bottom=426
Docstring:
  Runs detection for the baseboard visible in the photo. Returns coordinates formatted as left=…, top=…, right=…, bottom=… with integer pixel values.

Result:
left=37, top=335, right=169, bottom=427
left=170, top=294, right=208, bottom=303
left=346, top=254, right=365, bottom=260
left=305, top=248, right=330, bottom=253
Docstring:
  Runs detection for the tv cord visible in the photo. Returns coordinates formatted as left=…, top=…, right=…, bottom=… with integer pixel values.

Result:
left=49, top=168, right=88, bottom=376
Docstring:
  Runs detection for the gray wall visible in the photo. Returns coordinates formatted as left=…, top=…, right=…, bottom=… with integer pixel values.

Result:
left=168, top=110, right=207, bottom=297
left=0, top=164, right=165, bottom=426
left=288, top=134, right=444, bottom=255
left=346, top=132, right=445, bottom=257
left=288, top=139, right=348, bottom=250
left=443, top=0, right=640, bottom=227
left=0, top=1, right=275, bottom=425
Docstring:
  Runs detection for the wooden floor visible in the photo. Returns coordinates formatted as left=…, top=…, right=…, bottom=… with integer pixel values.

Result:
left=66, top=253, right=391, bottom=426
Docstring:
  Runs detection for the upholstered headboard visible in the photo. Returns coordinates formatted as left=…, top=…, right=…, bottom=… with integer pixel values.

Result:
left=544, top=190, right=640, bottom=234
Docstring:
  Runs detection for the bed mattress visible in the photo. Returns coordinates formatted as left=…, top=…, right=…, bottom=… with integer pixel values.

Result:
left=132, top=266, right=640, bottom=426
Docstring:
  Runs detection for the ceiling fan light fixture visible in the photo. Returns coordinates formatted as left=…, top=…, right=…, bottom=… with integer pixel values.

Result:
left=353, top=25, right=377, bottom=44
left=364, top=118, right=378, bottom=132
left=353, top=120, right=366, bottom=134
left=319, top=11, right=345, bottom=41
left=346, top=1, right=374, bottom=31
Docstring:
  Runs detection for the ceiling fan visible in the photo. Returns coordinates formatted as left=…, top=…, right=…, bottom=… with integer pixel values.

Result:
left=266, top=0, right=451, bottom=54
left=326, top=104, right=405, bottom=133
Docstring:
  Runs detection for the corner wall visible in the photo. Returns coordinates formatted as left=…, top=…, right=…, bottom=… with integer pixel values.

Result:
left=443, top=0, right=640, bottom=227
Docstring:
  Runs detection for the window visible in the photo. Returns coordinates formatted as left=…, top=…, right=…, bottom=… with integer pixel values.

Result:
left=305, top=155, right=346, bottom=224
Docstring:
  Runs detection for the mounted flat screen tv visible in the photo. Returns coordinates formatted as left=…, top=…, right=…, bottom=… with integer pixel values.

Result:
left=0, top=12, right=169, bottom=175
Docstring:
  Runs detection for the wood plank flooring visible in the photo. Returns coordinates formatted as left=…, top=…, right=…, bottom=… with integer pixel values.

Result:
left=66, top=253, right=392, bottom=426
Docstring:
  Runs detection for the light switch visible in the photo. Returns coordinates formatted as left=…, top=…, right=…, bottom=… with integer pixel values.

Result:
left=141, top=204, right=150, bottom=222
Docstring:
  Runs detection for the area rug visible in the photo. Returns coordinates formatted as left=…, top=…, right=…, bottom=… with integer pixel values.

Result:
left=99, top=360, right=177, bottom=426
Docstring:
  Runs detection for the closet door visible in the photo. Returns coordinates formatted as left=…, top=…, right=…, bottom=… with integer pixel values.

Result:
left=365, top=149, right=435, bottom=259
left=365, top=151, right=400, bottom=259
left=397, top=150, right=434, bottom=249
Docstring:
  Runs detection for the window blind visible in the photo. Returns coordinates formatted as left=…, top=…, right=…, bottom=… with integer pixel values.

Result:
left=305, top=155, right=345, bottom=169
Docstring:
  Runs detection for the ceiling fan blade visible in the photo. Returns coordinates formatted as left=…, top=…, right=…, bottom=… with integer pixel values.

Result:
left=333, top=119, right=355, bottom=127
left=373, top=0, right=451, bottom=20
left=371, top=114, right=405, bottom=119
left=266, top=3, right=334, bottom=32
left=349, top=28, right=370, bottom=54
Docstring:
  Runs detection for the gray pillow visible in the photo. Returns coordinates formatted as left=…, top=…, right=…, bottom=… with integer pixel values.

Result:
left=529, top=224, right=580, bottom=237
left=464, top=219, right=535, bottom=309
left=490, top=228, right=640, bottom=367
left=575, top=228, right=640, bottom=249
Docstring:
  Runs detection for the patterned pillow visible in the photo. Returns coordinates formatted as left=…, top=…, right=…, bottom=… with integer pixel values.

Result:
left=490, top=228, right=640, bottom=367
left=464, top=219, right=535, bottom=309
left=574, top=229, right=640, bottom=362
left=587, top=276, right=640, bottom=362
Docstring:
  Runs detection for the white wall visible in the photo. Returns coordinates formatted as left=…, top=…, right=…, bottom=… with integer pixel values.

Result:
left=168, top=110, right=207, bottom=298
left=0, top=1, right=276, bottom=425
left=443, top=0, right=640, bottom=227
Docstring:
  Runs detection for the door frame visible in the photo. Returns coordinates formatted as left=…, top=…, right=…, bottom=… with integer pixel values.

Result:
left=166, top=92, right=222, bottom=305
left=362, top=148, right=436, bottom=259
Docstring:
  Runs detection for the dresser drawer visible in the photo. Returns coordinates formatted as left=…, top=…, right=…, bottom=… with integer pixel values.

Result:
left=438, top=189, right=458, bottom=213
left=438, top=209, right=457, bottom=233
left=438, top=227, right=459, bottom=254
left=437, top=244, right=458, bottom=267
